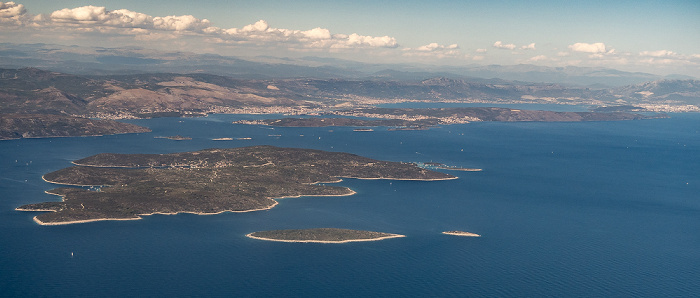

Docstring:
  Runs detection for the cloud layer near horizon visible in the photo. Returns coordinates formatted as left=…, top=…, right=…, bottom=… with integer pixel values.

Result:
left=1, top=1, right=698, bottom=75
left=1, top=2, right=398, bottom=49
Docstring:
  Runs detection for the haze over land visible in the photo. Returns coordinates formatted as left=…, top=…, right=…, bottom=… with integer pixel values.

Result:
left=2, top=1, right=699, bottom=117
left=1, top=1, right=699, bottom=134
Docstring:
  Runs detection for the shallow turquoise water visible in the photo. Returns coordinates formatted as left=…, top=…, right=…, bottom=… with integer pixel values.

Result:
left=1, top=112, right=698, bottom=297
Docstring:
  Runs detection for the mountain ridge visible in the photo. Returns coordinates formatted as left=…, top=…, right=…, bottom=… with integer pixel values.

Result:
left=2, top=67, right=698, bottom=118
left=2, top=43, right=695, bottom=87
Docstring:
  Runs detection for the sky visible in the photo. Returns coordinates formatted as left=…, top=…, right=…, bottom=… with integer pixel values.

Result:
left=2, top=0, right=699, bottom=76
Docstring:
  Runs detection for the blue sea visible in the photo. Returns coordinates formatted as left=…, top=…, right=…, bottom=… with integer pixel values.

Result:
left=1, top=109, right=699, bottom=297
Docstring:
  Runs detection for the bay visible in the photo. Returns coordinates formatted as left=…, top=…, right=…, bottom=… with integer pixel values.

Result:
left=1, top=113, right=698, bottom=297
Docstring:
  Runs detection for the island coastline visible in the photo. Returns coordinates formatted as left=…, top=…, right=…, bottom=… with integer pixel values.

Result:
left=18, top=189, right=364, bottom=226
left=435, top=167, right=483, bottom=172
left=246, top=228, right=405, bottom=243
left=20, top=146, right=449, bottom=226
left=442, top=231, right=481, bottom=237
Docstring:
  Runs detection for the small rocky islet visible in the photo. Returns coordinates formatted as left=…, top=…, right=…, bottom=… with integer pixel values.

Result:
left=246, top=228, right=405, bottom=243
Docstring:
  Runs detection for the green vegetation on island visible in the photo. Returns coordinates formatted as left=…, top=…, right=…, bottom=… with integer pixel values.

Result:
left=246, top=228, right=405, bottom=243
left=17, top=146, right=455, bottom=225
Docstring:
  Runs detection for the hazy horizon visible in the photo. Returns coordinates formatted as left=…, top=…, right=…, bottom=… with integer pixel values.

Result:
left=1, top=1, right=699, bottom=77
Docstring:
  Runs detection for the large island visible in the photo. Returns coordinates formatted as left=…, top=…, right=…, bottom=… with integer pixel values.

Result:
left=17, top=146, right=455, bottom=225
left=235, top=107, right=668, bottom=129
left=247, top=228, right=405, bottom=243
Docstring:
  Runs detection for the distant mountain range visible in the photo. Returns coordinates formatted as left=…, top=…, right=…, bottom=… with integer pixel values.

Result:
left=2, top=67, right=698, bottom=119
left=1, top=43, right=695, bottom=87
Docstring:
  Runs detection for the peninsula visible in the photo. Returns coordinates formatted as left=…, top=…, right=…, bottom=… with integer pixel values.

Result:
left=16, top=146, right=455, bottom=225
left=334, top=107, right=667, bottom=123
left=246, top=228, right=405, bottom=243
left=235, top=117, right=421, bottom=128
left=421, top=162, right=482, bottom=172
left=0, top=114, right=150, bottom=140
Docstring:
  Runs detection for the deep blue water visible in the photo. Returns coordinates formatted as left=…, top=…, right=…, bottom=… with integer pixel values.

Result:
left=1, top=113, right=699, bottom=297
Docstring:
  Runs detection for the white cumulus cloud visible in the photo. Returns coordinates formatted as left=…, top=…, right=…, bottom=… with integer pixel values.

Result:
left=241, top=19, right=269, bottom=32
left=568, top=42, right=607, bottom=53
left=413, top=42, right=458, bottom=52
left=302, top=27, right=332, bottom=40
left=48, top=6, right=213, bottom=32
left=50, top=6, right=110, bottom=23
left=521, top=43, right=536, bottom=50
left=0, top=1, right=24, bottom=17
left=109, top=9, right=152, bottom=27
left=152, top=15, right=211, bottom=31
left=2, top=4, right=399, bottom=51
left=639, top=50, right=676, bottom=57
left=344, top=33, right=397, bottom=48
left=0, top=1, right=27, bottom=25
left=528, top=55, right=547, bottom=62
left=493, top=41, right=516, bottom=50
left=493, top=41, right=536, bottom=51
left=220, top=20, right=397, bottom=49
left=402, top=42, right=461, bottom=58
